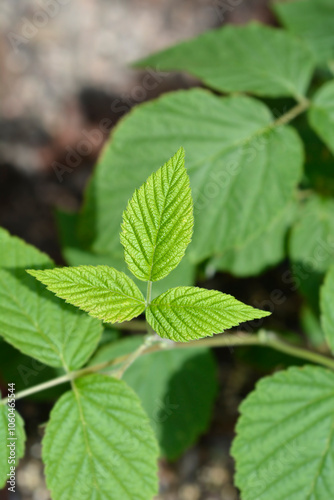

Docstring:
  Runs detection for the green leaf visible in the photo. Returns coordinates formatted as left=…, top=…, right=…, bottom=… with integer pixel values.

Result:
left=28, top=266, right=145, bottom=324
left=301, top=304, right=326, bottom=349
left=309, top=81, right=334, bottom=155
left=42, top=374, right=159, bottom=500
left=274, top=0, right=334, bottom=66
left=120, top=147, right=193, bottom=282
left=321, top=265, right=334, bottom=354
left=296, top=112, right=334, bottom=197
left=89, top=336, right=218, bottom=459
left=78, top=89, right=303, bottom=264
left=213, top=200, right=296, bottom=277
left=146, top=286, right=270, bottom=342
left=124, top=346, right=218, bottom=460
left=0, top=401, right=26, bottom=488
left=136, top=23, right=314, bottom=99
left=0, top=341, right=68, bottom=401
left=0, top=228, right=102, bottom=370
left=289, top=194, right=334, bottom=274
left=232, top=365, right=334, bottom=500
left=56, top=210, right=196, bottom=299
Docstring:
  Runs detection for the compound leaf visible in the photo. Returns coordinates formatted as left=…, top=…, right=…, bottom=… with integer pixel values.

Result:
left=78, top=89, right=303, bottom=264
left=121, top=147, right=193, bottom=281
left=0, top=228, right=102, bottom=370
left=232, top=365, right=334, bottom=500
left=309, top=81, right=334, bottom=155
left=321, top=265, right=334, bottom=354
left=146, top=286, right=270, bottom=342
left=0, top=400, right=26, bottom=488
left=28, top=266, right=145, bottom=324
left=56, top=210, right=196, bottom=299
left=274, top=0, right=334, bottom=66
left=136, top=23, right=314, bottom=99
left=42, top=374, right=159, bottom=500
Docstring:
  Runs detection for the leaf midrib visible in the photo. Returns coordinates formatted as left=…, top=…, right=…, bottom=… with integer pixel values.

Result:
left=148, top=162, right=181, bottom=281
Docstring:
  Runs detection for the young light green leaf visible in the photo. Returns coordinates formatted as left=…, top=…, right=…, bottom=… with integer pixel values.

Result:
left=274, top=0, right=334, bottom=65
left=56, top=210, right=196, bottom=298
left=146, top=286, right=270, bottom=342
left=289, top=194, right=334, bottom=274
left=0, top=400, right=26, bottom=488
left=120, top=147, right=193, bottom=282
left=42, top=374, right=159, bottom=500
left=232, top=365, right=334, bottom=500
left=321, top=265, right=334, bottom=354
left=136, top=23, right=314, bottom=99
left=309, top=81, right=334, bottom=155
left=78, top=89, right=303, bottom=264
left=28, top=265, right=145, bottom=323
left=0, top=228, right=102, bottom=370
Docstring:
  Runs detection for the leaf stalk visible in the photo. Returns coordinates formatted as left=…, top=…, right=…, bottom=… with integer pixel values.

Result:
left=2, top=329, right=334, bottom=405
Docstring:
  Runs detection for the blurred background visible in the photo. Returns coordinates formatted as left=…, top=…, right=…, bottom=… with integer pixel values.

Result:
left=0, top=0, right=275, bottom=262
left=0, top=1, right=283, bottom=499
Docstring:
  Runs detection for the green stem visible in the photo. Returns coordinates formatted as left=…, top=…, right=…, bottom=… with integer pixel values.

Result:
left=261, top=331, right=334, bottom=370
left=2, top=330, right=334, bottom=405
left=112, top=334, right=155, bottom=379
left=273, top=98, right=310, bottom=127
left=145, top=280, right=155, bottom=338
left=146, top=280, right=152, bottom=306
left=0, top=355, right=129, bottom=406
left=179, top=330, right=334, bottom=370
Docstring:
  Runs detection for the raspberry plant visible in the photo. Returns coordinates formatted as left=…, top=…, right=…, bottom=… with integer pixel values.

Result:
left=0, top=149, right=269, bottom=499
left=2, top=1, right=334, bottom=498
